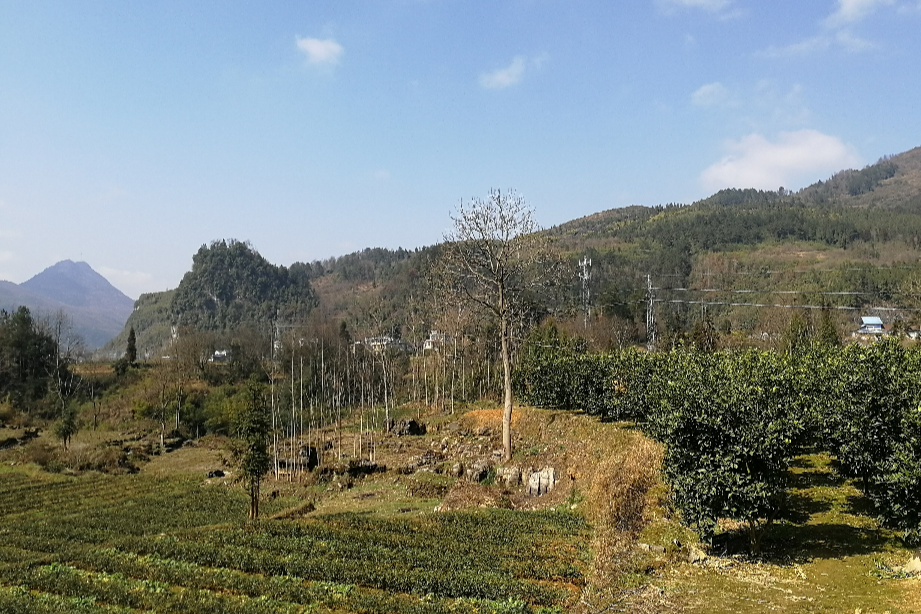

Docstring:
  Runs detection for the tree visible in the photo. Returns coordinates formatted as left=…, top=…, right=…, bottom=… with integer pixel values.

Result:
left=647, top=349, right=805, bottom=552
left=53, top=402, right=79, bottom=450
left=440, top=189, right=563, bottom=461
left=229, top=379, right=272, bottom=519
left=125, top=327, right=137, bottom=364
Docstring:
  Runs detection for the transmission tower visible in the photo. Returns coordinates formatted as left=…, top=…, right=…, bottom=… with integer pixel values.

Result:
left=579, top=257, right=591, bottom=328
left=646, top=274, right=657, bottom=351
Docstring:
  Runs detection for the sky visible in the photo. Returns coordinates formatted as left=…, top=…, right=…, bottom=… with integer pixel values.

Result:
left=1, top=0, right=920, bottom=299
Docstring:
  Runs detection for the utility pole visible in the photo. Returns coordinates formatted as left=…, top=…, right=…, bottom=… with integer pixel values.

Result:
left=579, top=257, right=591, bottom=328
left=646, top=274, right=656, bottom=351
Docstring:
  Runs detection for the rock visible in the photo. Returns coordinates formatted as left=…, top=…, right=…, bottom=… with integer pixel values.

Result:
left=637, top=543, right=666, bottom=554
left=902, top=554, right=921, bottom=574
left=391, top=419, right=427, bottom=436
left=687, top=546, right=707, bottom=564
left=495, top=466, right=521, bottom=488
left=527, top=467, right=556, bottom=497
left=207, top=470, right=225, bottom=479
left=465, top=458, right=491, bottom=483
left=450, top=462, right=464, bottom=478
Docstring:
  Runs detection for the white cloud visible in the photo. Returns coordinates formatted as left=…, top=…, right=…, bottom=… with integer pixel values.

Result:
left=760, top=0, right=898, bottom=57
left=691, top=82, right=734, bottom=107
left=700, top=130, right=861, bottom=192
left=0, top=251, right=14, bottom=264
left=835, top=29, right=875, bottom=51
left=479, top=56, right=527, bottom=90
left=825, top=0, right=894, bottom=27
left=296, top=37, right=343, bottom=66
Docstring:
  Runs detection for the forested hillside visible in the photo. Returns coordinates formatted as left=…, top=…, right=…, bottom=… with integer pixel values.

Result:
left=104, top=240, right=317, bottom=358
left=113, top=145, right=921, bottom=359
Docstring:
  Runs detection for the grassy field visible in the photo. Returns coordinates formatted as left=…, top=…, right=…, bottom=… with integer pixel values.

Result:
left=1, top=407, right=920, bottom=613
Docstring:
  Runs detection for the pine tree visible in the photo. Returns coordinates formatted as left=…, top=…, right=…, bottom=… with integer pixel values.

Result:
left=126, top=327, right=137, bottom=364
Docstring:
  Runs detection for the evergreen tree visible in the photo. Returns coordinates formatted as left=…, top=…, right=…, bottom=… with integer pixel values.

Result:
left=230, top=379, right=272, bottom=519
left=126, top=327, right=137, bottom=364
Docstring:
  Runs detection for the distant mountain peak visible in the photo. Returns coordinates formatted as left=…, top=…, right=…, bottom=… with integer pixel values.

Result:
left=0, top=260, right=137, bottom=348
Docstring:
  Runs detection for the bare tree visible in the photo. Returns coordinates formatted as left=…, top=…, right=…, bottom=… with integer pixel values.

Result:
left=440, top=189, right=564, bottom=461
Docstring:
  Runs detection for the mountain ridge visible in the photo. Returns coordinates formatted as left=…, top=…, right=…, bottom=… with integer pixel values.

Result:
left=0, top=260, right=135, bottom=349
left=112, top=143, right=921, bottom=355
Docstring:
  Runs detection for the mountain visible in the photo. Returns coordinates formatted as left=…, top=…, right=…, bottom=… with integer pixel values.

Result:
left=116, top=145, right=921, bottom=354
left=0, top=261, right=134, bottom=349
left=104, top=240, right=317, bottom=358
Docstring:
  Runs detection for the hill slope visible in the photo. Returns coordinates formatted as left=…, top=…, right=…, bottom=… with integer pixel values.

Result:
left=116, top=145, right=921, bottom=352
left=0, top=261, right=134, bottom=349
left=104, top=240, right=318, bottom=358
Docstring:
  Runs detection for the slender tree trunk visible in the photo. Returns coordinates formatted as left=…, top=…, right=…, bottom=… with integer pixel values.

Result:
left=500, top=310, right=513, bottom=462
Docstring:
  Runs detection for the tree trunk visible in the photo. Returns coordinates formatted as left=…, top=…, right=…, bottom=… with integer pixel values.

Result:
left=501, top=314, right=513, bottom=462
left=249, top=480, right=259, bottom=519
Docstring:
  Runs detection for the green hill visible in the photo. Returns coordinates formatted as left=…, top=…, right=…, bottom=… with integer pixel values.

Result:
left=110, top=145, right=921, bottom=356
left=102, top=240, right=317, bottom=359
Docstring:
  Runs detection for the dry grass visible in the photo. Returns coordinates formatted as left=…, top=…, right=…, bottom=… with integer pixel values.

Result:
left=577, top=434, right=668, bottom=614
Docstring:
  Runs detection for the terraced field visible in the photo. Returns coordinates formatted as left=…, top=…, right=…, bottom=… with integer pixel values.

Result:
left=0, top=467, right=590, bottom=613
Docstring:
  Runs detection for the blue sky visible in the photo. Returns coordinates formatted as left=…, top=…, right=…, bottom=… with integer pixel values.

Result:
left=1, top=0, right=920, bottom=298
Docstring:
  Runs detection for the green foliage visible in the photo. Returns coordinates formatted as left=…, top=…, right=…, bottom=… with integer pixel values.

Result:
left=229, top=379, right=272, bottom=519
left=171, top=240, right=317, bottom=331
left=519, top=338, right=921, bottom=549
left=0, top=467, right=587, bottom=612
left=124, top=327, right=136, bottom=364
left=647, top=350, right=805, bottom=550
left=53, top=403, right=80, bottom=450
left=820, top=341, right=911, bottom=482
left=0, top=307, right=65, bottom=413
left=845, top=160, right=898, bottom=196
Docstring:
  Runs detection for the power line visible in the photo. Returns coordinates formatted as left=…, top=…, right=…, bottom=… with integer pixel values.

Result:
left=655, top=298, right=921, bottom=312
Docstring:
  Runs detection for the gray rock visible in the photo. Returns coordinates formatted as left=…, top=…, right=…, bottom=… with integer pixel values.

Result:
left=527, top=467, right=556, bottom=497
left=495, top=466, right=521, bottom=487
left=391, top=419, right=427, bottom=436
left=687, top=546, right=707, bottom=564
left=901, top=554, right=921, bottom=574
left=465, top=458, right=491, bottom=483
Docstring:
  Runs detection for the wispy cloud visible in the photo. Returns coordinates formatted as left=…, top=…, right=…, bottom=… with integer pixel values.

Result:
left=825, top=0, right=894, bottom=27
left=691, top=82, right=735, bottom=107
left=296, top=37, right=344, bottom=66
left=700, top=130, right=861, bottom=192
left=478, top=54, right=548, bottom=90
left=656, top=0, right=741, bottom=18
left=657, top=0, right=732, bottom=13
left=760, top=0, right=897, bottom=57
left=479, top=56, right=527, bottom=90
left=758, top=36, right=830, bottom=58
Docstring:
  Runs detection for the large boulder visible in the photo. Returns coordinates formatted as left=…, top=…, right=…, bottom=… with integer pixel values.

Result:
left=526, top=467, right=556, bottom=497
left=390, top=419, right=427, bottom=436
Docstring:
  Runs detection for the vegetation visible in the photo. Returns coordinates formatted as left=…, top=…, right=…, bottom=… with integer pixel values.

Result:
left=517, top=337, right=921, bottom=551
left=5, top=147, right=921, bottom=612
left=439, top=189, right=564, bottom=461
left=229, top=380, right=272, bottom=519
